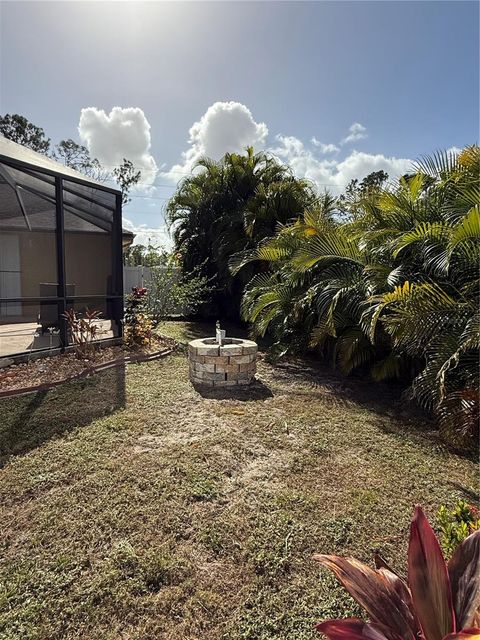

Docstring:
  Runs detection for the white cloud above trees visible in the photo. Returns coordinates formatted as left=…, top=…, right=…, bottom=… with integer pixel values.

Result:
left=78, top=107, right=158, bottom=186
left=162, top=101, right=268, bottom=178
left=163, top=103, right=411, bottom=193
left=79, top=102, right=415, bottom=246
left=272, top=134, right=412, bottom=192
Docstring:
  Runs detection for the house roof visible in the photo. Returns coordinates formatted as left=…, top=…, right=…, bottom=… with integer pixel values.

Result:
left=0, top=136, right=121, bottom=194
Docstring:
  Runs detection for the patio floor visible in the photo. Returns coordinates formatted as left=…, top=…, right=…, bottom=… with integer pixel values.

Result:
left=0, top=320, right=115, bottom=357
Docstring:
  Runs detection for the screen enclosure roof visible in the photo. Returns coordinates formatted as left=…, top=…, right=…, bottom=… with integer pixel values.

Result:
left=0, top=136, right=121, bottom=194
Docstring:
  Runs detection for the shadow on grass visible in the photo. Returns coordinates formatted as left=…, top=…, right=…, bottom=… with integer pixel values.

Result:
left=271, top=357, right=422, bottom=416
left=270, top=357, right=480, bottom=458
left=0, top=365, right=126, bottom=467
left=446, top=481, right=479, bottom=500
left=193, top=377, right=273, bottom=401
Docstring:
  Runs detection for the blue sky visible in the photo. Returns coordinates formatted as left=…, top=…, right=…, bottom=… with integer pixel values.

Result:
left=0, top=1, right=478, bottom=246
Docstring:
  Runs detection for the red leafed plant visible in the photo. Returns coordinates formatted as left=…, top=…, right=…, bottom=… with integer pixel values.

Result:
left=314, top=506, right=480, bottom=640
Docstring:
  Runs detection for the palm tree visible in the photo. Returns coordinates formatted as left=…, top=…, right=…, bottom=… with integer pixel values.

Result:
left=363, top=146, right=479, bottom=444
left=234, top=146, right=479, bottom=446
left=232, top=192, right=382, bottom=364
left=166, top=147, right=316, bottom=318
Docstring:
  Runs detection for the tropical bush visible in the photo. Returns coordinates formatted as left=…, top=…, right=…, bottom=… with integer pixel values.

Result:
left=314, top=505, right=480, bottom=639
left=231, top=146, right=479, bottom=446
left=438, top=501, right=480, bottom=557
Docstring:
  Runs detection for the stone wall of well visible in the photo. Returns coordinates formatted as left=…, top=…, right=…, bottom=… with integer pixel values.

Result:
left=188, top=338, right=258, bottom=387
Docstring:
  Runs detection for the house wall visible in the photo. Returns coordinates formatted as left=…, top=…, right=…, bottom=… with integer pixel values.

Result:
left=0, top=231, right=57, bottom=321
left=0, top=230, right=113, bottom=323
left=19, top=232, right=57, bottom=297
left=65, top=232, right=112, bottom=296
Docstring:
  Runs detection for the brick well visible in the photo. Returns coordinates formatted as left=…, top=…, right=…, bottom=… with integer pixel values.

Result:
left=188, top=337, right=258, bottom=387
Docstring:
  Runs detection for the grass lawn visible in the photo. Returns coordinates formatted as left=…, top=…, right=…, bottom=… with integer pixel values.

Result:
left=0, top=321, right=477, bottom=639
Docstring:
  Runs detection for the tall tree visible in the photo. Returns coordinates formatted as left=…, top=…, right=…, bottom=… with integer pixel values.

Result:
left=0, top=113, right=50, bottom=154
left=113, top=159, right=142, bottom=205
left=124, top=243, right=169, bottom=267
left=338, top=169, right=389, bottom=220
left=53, top=139, right=107, bottom=181
left=167, top=147, right=317, bottom=318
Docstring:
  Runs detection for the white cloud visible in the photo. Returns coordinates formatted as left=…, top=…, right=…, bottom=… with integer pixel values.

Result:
left=78, top=107, right=158, bottom=186
left=342, top=122, right=368, bottom=145
left=273, top=134, right=412, bottom=193
left=272, top=135, right=340, bottom=188
left=106, top=97, right=414, bottom=206
left=163, top=101, right=268, bottom=179
left=311, top=137, right=339, bottom=154
left=334, top=150, right=412, bottom=187
left=163, top=102, right=393, bottom=195
left=446, top=146, right=462, bottom=156
left=123, top=217, right=172, bottom=249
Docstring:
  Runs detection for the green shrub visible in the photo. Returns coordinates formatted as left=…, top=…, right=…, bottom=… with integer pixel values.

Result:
left=437, top=500, right=479, bottom=557
left=123, top=287, right=153, bottom=349
left=145, top=263, right=212, bottom=322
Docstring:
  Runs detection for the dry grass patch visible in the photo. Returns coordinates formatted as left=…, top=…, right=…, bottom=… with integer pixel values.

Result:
left=0, top=322, right=477, bottom=639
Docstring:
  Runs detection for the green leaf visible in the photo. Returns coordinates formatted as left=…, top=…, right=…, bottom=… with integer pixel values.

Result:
left=450, top=206, right=480, bottom=253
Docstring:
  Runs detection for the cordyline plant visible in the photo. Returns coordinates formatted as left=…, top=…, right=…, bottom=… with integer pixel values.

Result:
left=314, top=506, right=480, bottom=640
left=63, top=308, right=102, bottom=359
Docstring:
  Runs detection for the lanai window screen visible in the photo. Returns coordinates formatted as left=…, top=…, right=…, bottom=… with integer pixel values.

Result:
left=0, top=138, right=123, bottom=358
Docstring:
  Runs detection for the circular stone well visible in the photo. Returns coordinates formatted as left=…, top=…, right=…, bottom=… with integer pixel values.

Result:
left=188, top=337, right=258, bottom=387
